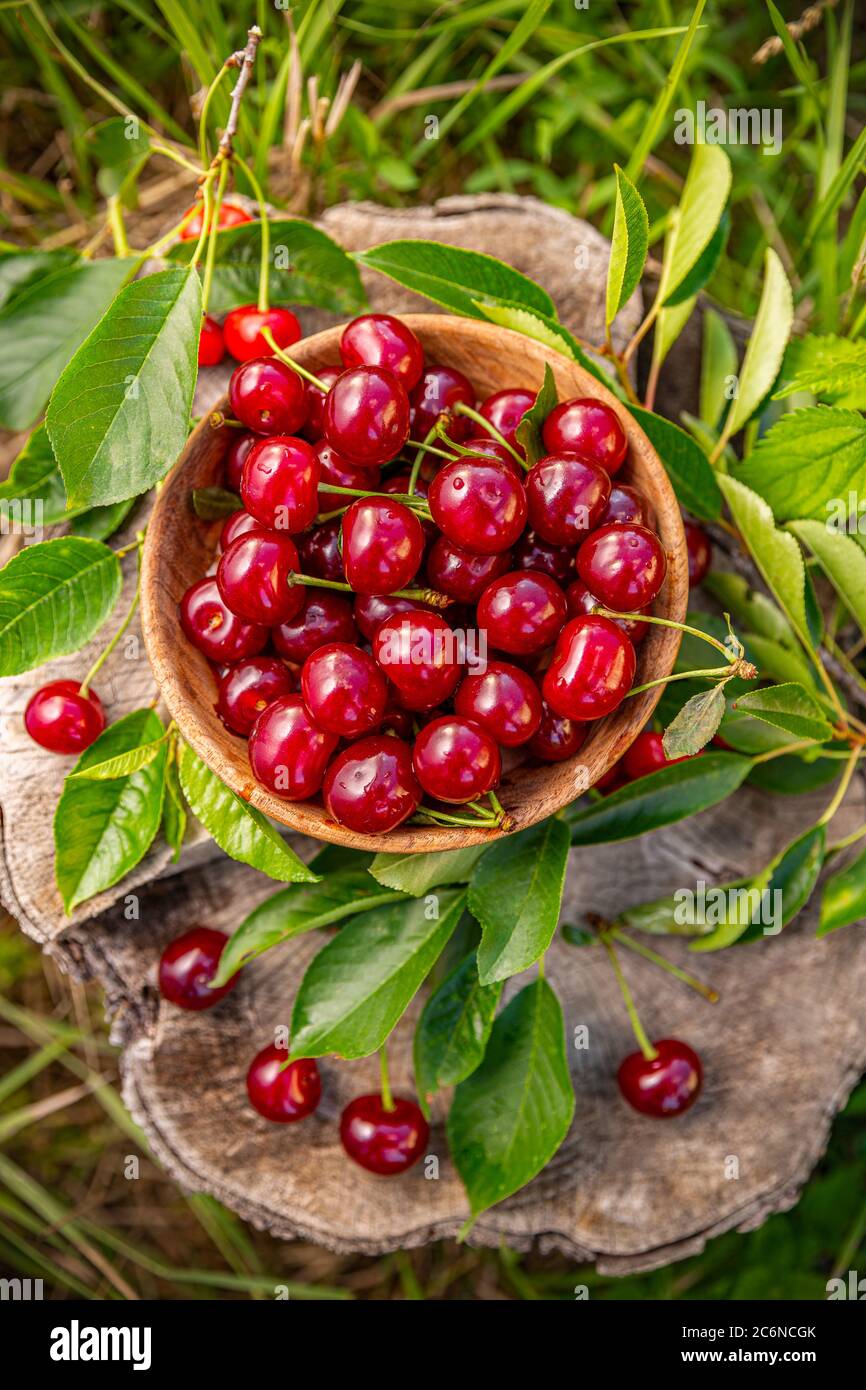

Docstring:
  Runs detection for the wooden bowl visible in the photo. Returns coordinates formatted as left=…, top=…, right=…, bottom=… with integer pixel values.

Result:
left=142, top=315, right=688, bottom=853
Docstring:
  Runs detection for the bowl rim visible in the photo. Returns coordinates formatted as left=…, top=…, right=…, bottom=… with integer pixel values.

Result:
left=141, top=313, right=688, bottom=854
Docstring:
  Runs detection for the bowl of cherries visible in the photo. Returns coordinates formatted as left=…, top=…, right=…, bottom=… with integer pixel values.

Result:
left=141, top=313, right=688, bottom=852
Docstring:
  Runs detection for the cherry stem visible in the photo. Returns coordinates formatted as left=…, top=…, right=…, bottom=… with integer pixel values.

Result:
left=414, top=805, right=498, bottom=828
left=610, top=929, right=719, bottom=1003
left=486, top=789, right=514, bottom=830
left=379, top=1047, right=394, bottom=1113
left=260, top=328, right=329, bottom=391
left=200, top=159, right=228, bottom=315
left=600, top=936, right=658, bottom=1062
left=453, top=402, right=524, bottom=467
left=406, top=438, right=459, bottom=462
left=591, top=605, right=738, bottom=662
left=818, top=744, right=861, bottom=827
left=828, top=820, right=866, bottom=855
left=80, top=549, right=142, bottom=697
left=626, top=665, right=734, bottom=699
left=408, top=423, right=441, bottom=495
left=210, top=412, right=246, bottom=429
left=232, top=152, right=270, bottom=312
left=288, top=572, right=450, bottom=608
left=316, top=483, right=430, bottom=512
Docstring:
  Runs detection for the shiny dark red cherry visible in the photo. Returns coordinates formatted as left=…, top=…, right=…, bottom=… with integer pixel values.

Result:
left=301, top=642, right=388, bottom=737
left=512, top=530, right=575, bottom=583
left=229, top=358, right=308, bottom=436
left=198, top=315, right=225, bottom=366
left=528, top=700, right=587, bottom=761
left=381, top=703, right=414, bottom=739
left=542, top=396, right=627, bottom=475
left=225, top=431, right=256, bottom=491
left=622, top=730, right=698, bottom=780
left=342, top=497, right=424, bottom=594
left=340, top=1093, right=429, bottom=1175
left=577, top=523, right=666, bottom=611
left=617, top=1038, right=703, bottom=1118
left=298, top=518, right=344, bottom=582
left=428, top=457, right=527, bottom=555
left=158, top=928, right=236, bottom=1011
left=479, top=387, right=536, bottom=449
left=180, top=577, right=268, bottom=661
left=460, top=435, right=521, bottom=473
left=273, top=592, right=357, bottom=663
left=315, top=439, right=380, bottom=512
left=223, top=304, right=301, bottom=363
left=354, top=593, right=427, bottom=642
left=240, top=435, right=320, bottom=533
left=217, top=531, right=305, bottom=627
left=426, top=534, right=511, bottom=602
left=455, top=661, right=542, bottom=747
left=565, top=578, right=649, bottom=644
left=543, top=614, right=636, bottom=720
left=599, top=483, right=652, bottom=528
left=410, top=364, right=475, bottom=442
left=340, top=313, right=424, bottom=390
left=302, top=364, right=342, bottom=442
left=246, top=1045, right=321, bottom=1123
left=476, top=571, right=567, bottom=655
left=216, top=656, right=295, bottom=736
left=323, top=365, right=410, bottom=467
left=413, top=716, right=500, bottom=803
left=248, top=694, right=338, bottom=799
left=324, top=734, right=421, bottom=833
left=526, top=452, right=611, bottom=546
left=219, top=509, right=266, bottom=551
left=685, top=520, right=712, bottom=586
left=179, top=200, right=252, bottom=240
left=24, top=680, right=105, bottom=755
left=373, top=610, right=462, bottom=710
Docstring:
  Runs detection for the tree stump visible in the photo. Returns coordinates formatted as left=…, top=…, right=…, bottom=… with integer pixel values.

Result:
left=2, top=195, right=865, bottom=1274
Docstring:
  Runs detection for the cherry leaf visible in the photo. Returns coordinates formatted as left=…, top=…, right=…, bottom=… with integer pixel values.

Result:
left=0, top=537, right=122, bottom=677
left=662, top=684, right=726, bottom=759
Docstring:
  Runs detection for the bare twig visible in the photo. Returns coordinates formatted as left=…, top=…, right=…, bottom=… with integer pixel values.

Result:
left=216, top=25, right=262, bottom=162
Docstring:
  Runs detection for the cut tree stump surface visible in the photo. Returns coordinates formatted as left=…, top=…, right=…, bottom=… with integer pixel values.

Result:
left=2, top=195, right=865, bottom=1274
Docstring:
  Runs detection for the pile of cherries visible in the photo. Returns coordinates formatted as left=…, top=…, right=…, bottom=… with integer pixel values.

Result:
left=179, top=310, right=687, bottom=834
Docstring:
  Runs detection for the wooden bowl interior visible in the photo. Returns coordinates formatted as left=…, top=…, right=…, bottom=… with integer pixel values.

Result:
left=141, top=316, right=688, bottom=852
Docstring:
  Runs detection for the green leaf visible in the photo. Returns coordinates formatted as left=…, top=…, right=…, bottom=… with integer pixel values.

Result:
left=211, top=870, right=409, bottom=987
left=162, top=752, right=186, bottom=863
left=472, top=299, right=612, bottom=389
left=0, top=425, right=69, bottom=526
left=664, top=210, right=729, bottom=308
left=368, top=845, right=487, bottom=897
left=702, top=570, right=795, bottom=648
left=54, top=710, right=168, bottom=913
left=691, top=824, right=826, bottom=952
left=353, top=239, right=556, bottom=323
left=738, top=407, right=866, bottom=522
left=46, top=267, right=201, bottom=509
left=663, top=144, right=731, bottom=303
left=470, top=819, right=570, bottom=984
left=566, top=752, right=752, bottom=845
left=651, top=294, right=696, bottom=374
left=818, top=844, right=866, bottom=936
left=177, top=742, right=316, bottom=884
left=611, top=895, right=715, bottom=938
left=289, top=889, right=466, bottom=1060
left=720, top=248, right=792, bottom=441
left=748, top=752, right=841, bottom=797
left=192, top=486, right=241, bottom=520
left=447, top=978, right=574, bottom=1219
left=774, top=335, right=866, bottom=406
left=733, top=683, right=834, bottom=743
left=0, top=246, right=78, bottom=312
left=605, top=165, right=648, bottom=327
left=514, top=363, right=557, bottom=467
left=739, top=632, right=818, bottom=692
left=717, top=475, right=812, bottom=648
left=66, top=733, right=168, bottom=781
left=629, top=406, right=722, bottom=521
left=89, top=117, right=151, bottom=200
left=700, top=308, right=738, bottom=430
left=788, top=519, right=866, bottom=641
left=0, top=537, right=122, bottom=677
left=68, top=497, right=138, bottom=542
left=169, top=220, right=365, bottom=315
left=0, top=258, right=131, bottom=430
left=662, top=684, right=726, bottom=758
left=414, top=953, right=502, bottom=1111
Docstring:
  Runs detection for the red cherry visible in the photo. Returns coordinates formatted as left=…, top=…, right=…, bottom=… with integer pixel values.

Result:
left=426, top=534, right=511, bottom=602
left=565, top=578, right=649, bottom=644
left=248, top=694, right=338, bottom=799
left=273, top=592, right=357, bottom=663
left=298, top=518, right=345, bottom=582
left=301, top=642, right=388, bottom=737
left=24, top=680, right=105, bottom=755
left=216, top=656, right=295, bottom=736
left=381, top=703, right=414, bottom=739
left=229, top=358, right=308, bottom=436
left=543, top=615, right=636, bottom=720
left=577, top=523, right=666, bottom=611
left=454, top=661, right=542, bottom=747
left=479, top=388, right=536, bottom=449
left=428, top=457, right=527, bottom=555
left=217, top=531, right=305, bottom=626
left=316, top=439, right=380, bottom=512
left=219, top=509, right=266, bottom=552
left=354, top=594, right=427, bottom=642
left=617, top=1038, right=703, bottom=1118
left=246, top=1045, right=321, bottom=1123
left=622, top=729, right=697, bottom=780
left=223, top=305, right=301, bottom=363
left=198, top=315, right=225, bottom=367
left=324, top=734, right=421, bottom=833
left=240, top=435, right=320, bottom=533
left=180, top=577, right=268, bottom=662
left=410, top=364, right=475, bottom=442
left=525, top=452, right=611, bottom=546
left=158, top=928, right=236, bottom=1011
left=341, top=498, right=424, bottom=594
left=685, top=520, right=712, bottom=587
left=340, top=313, right=424, bottom=390
left=599, top=483, right=652, bottom=528
left=380, top=471, right=436, bottom=541
left=179, top=200, right=252, bottom=240
left=373, top=610, right=461, bottom=710
left=340, top=1093, right=428, bottom=1175
left=476, top=571, right=567, bottom=656
left=323, top=365, right=410, bottom=467
left=302, top=364, right=342, bottom=442
left=461, top=435, right=521, bottom=473
left=542, top=396, right=627, bottom=475
left=225, top=432, right=256, bottom=491
left=528, top=700, right=587, bottom=761
left=412, top=716, right=500, bottom=803
left=512, top=530, right=575, bottom=583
